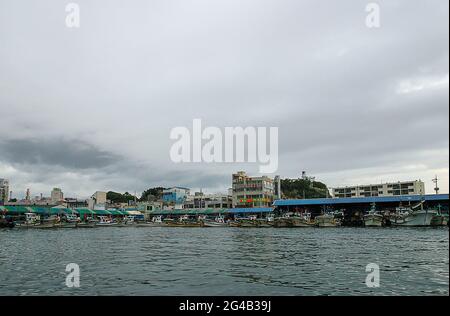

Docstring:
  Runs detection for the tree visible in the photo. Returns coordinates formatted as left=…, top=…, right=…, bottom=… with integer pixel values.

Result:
left=140, top=187, right=165, bottom=202
left=106, top=191, right=137, bottom=204
left=280, top=178, right=329, bottom=199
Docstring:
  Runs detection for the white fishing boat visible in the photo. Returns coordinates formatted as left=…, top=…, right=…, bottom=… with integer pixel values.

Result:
left=315, top=213, right=338, bottom=228
left=117, top=215, right=137, bottom=227
left=364, top=204, right=384, bottom=227
left=135, top=215, right=164, bottom=227
left=15, top=213, right=42, bottom=228
left=201, top=215, right=228, bottom=227
left=391, top=202, right=437, bottom=227
left=96, top=216, right=118, bottom=227
left=60, top=214, right=80, bottom=228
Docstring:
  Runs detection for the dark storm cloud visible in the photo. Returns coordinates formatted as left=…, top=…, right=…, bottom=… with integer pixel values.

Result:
left=0, top=138, right=120, bottom=170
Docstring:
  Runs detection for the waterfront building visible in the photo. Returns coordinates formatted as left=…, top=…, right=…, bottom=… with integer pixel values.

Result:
left=184, top=192, right=233, bottom=209
left=0, top=178, right=9, bottom=203
left=88, top=191, right=107, bottom=209
left=64, top=198, right=88, bottom=209
left=162, top=187, right=190, bottom=209
left=232, top=171, right=275, bottom=208
left=51, top=188, right=64, bottom=203
left=332, top=180, right=425, bottom=198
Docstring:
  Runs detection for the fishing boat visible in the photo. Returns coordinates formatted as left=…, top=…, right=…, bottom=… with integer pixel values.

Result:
left=167, top=215, right=202, bottom=227
left=430, top=206, right=448, bottom=227
left=274, top=213, right=314, bottom=227
left=390, top=202, right=437, bottom=227
left=273, top=215, right=291, bottom=228
left=34, top=220, right=58, bottom=229
left=96, top=216, right=118, bottom=227
left=234, top=215, right=259, bottom=228
left=290, top=212, right=315, bottom=227
left=256, top=215, right=275, bottom=228
left=15, top=213, right=41, bottom=228
left=136, top=215, right=166, bottom=227
left=314, top=213, right=339, bottom=228
left=117, top=215, right=137, bottom=227
left=201, top=215, right=228, bottom=227
left=77, top=219, right=97, bottom=228
left=430, top=213, right=445, bottom=227
left=364, top=204, right=384, bottom=227
left=60, top=214, right=80, bottom=228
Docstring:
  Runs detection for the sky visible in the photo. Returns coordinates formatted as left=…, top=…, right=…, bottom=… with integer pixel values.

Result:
left=0, top=0, right=448, bottom=199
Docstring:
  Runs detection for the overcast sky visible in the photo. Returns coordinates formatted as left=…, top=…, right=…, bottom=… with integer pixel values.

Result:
left=0, top=0, right=448, bottom=199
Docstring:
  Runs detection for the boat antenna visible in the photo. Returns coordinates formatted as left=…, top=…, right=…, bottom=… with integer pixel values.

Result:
left=432, top=176, right=439, bottom=195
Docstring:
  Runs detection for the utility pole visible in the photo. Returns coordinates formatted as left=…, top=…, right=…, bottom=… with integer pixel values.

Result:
left=432, top=176, right=439, bottom=195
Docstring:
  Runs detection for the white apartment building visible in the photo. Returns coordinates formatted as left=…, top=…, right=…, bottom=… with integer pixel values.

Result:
left=332, top=180, right=425, bottom=198
left=0, top=178, right=9, bottom=203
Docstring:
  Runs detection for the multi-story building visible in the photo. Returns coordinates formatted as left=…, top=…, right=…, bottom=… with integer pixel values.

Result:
left=64, top=198, right=88, bottom=209
left=0, top=178, right=9, bottom=203
left=162, top=187, right=190, bottom=209
left=88, top=191, right=107, bottom=209
left=51, top=188, right=64, bottom=203
left=232, top=171, right=275, bottom=208
left=332, top=180, right=425, bottom=198
left=184, top=192, right=233, bottom=209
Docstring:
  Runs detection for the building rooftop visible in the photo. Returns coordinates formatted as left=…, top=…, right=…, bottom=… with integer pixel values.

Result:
left=273, top=194, right=449, bottom=206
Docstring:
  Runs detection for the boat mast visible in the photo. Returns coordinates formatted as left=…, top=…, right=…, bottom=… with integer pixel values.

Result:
left=432, top=176, right=439, bottom=195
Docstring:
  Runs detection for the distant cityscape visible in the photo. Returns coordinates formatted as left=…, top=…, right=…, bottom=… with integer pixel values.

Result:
left=0, top=171, right=438, bottom=211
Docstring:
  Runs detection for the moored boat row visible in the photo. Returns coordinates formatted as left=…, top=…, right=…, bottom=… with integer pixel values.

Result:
left=1, top=202, right=448, bottom=229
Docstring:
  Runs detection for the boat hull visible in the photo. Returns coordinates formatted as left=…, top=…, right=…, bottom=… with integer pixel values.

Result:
left=135, top=222, right=166, bottom=227
left=201, top=221, right=228, bottom=227
left=391, top=210, right=437, bottom=227
left=273, top=218, right=291, bottom=228
left=290, top=217, right=315, bottom=227
left=60, top=222, right=78, bottom=228
left=77, top=222, right=97, bottom=228
left=315, top=216, right=338, bottom=228
left=96, top=222, right=118, bottom=227
left=364, top=215, right=384, bottom=227
left=166, top=221, right=202, bottom=227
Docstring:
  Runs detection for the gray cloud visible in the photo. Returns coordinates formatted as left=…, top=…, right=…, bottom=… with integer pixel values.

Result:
left=0, top=138, right=120, bottom=170
left=0, top=0, right=448, bottom=197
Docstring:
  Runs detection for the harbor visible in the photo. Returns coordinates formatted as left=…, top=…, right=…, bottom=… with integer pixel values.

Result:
left=1, top=194, right=449, bottom=229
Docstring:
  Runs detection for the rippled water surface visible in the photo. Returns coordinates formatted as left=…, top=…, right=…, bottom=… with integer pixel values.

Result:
left=0, top=227, right=448, bottom=295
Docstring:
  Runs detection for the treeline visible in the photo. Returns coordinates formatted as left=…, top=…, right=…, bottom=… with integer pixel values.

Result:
left=280, top=178, right=329, bottom=199
left=106, top=191, right=138, bottom=204
left=106, top=187, right=166, bottom=204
